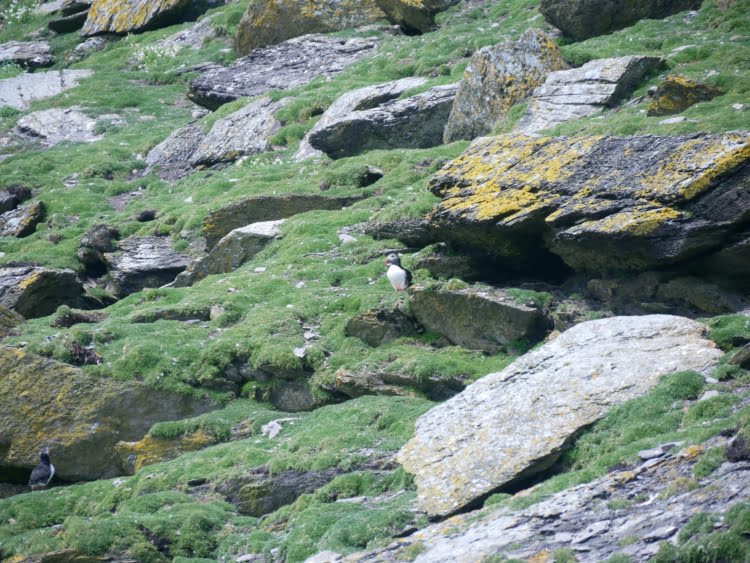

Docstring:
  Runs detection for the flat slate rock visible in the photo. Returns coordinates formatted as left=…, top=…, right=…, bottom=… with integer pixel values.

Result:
left=104, top=235, right=189, bottom=297
left=188, top=34, right=379, bottom=110
left=0, top=69, right=93, bottom=110
left=408, top=284, right=552, bottom=353
left=296, top=76, right=427, bottom=160
left=145, top=122, right=205, bottom=180
left=14, top=107, right=101, bottom=146
left=516, top=55, right=664, bottom=132
left=353, top=443, right=749, bottom=561
left=0, top=265, right=83, bottom=318
left=190, top=97, right=287, bottom=165
left=0, top=40, right=54, bottom=68
left=82, top=0, right=191, bottom=36
left=444, top=29, right=567, bottom=143
left=307, top=83, right=458, bottom=159
left=427, top=132, right=750, bottom=277
left=397, top=314, right=722, bottom=517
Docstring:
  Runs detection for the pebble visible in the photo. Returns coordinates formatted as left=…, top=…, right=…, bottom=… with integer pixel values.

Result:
left=659, top=116, right=686, bottom=125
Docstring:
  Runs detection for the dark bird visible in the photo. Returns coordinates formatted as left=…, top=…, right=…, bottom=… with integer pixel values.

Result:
left=384, top=253, right=412, bottom=292
left=29, top=447, right=55, bottom=491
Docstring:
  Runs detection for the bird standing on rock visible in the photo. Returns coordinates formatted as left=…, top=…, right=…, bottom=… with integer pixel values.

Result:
left=29, top=447, right=55, bottom=491
left=384, top=253, right=412, bottom=292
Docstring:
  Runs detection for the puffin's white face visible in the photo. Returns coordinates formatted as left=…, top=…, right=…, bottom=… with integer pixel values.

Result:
left=384, top=253, right=400, bottom=267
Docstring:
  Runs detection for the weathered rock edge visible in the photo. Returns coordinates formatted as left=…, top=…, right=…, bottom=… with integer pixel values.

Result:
left=0, top=348, right=216, bottom=482
left=427, top=131, right=750, bottom=279
left=397, top=314, right=722, bottom=517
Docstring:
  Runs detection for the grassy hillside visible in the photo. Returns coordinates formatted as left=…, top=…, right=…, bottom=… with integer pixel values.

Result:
left=0, top=0, right=749, bottom=560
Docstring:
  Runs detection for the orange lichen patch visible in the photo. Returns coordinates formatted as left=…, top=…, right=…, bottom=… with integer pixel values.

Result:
left=18, top=271, right=41, bottom=290
left=116, top=429, right=217, bottom=473
left=679, top=445, right=705, bottom=459
left=527, top=549, right=553, bottom=563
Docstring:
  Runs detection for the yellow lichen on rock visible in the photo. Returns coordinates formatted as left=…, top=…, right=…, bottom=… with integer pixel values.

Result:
left=82, top=0, right=191, bottom=36
left=116, top=430, right=217, bottom=474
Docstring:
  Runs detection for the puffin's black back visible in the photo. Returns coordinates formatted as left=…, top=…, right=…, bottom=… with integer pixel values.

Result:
left=29, top=451, right=52, bottom=488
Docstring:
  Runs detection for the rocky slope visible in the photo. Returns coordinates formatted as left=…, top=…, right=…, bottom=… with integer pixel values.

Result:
left=0, top=0, right=748, bottom=561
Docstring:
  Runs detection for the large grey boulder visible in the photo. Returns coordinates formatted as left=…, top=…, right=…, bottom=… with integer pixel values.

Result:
left=516, top=55, right=664, bottom=132
left=444, top=29, right=567, bottom=143
left=308, top=83, right=458, bottom=159
left=540, top=0, right=703, bottom=41
left=81, top=0, right=191, bottom=36
left=0, top=200, right=44, bottom=237
left=0, top=348, right=216, bottom=482
left=145, top=122, right=205, bottom=180
left=173, top=220, right=284, bottom=287
left=190, top=97, right=287, bottom=166
left=14, top=108, right=101, bottom=146
left=376, top=0, right=460, bottom=33
left=0, top=69, right=93, bottom=110
left=189, top=34, right=379, bottom=110
left=345, top=305, right=420, bottom=347
left=0, top=185, right=31, bottom=214
left=0, top=266, right=84, bottom=318
left=104, top=236, right=189, bottom=297
left=408, top=284, right=552, bottom=353
left=296, top=76, right=427, bottom=160
left=427, top=132, right=750, bottom=279
left=203, top=194, right=365, bottom=248
left=235, top=0, right=386, bottom=55
left=397, top=315, right=722, bottom=517
left=0, top=41, right=53, bottom=68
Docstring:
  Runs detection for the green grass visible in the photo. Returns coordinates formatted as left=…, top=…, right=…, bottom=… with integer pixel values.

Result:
left=0, top=396, right=430, bottom=561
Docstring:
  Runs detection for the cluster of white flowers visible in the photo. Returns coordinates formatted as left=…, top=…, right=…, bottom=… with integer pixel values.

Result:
left=130, top=42, right=181, bottom=71
left=0, top=0, right=34, bottom=24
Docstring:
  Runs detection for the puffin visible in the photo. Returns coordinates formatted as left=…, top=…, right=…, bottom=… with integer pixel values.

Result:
left=384, top=253, right=412, bottom=292
left=28, top=447, right=55, bottom=491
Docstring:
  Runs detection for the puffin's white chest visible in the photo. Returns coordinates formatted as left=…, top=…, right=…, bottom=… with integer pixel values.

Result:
left=387, top=265, right=408, bottom=291
left=47, top=464, right=55, bottom=485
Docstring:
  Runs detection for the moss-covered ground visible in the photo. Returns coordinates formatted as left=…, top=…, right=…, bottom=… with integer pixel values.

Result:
left=0, top=0, right=749, bottom=559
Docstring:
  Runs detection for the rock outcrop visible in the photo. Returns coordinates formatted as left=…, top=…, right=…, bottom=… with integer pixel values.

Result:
left=0, top=266, right=83, bottom=319
left=13, top=108, right=101, bottom=146
left=0, top=348, right=216, bottom=482
left=307, top=83, right=458, bottom=159
left=444, top=29, right=567, bottom=143
left=427, top=132, right=750, bottom=279
left=190, top=97, right=287, bottom=166
left=397, top=315, right=722, bottom=517
left=0, top=185, right=31, bottom=214
left=350, top=442, right=749, bottom=561
left=334, top=367, right=466, bottom=401
left=235, top=0, right=386, bottom=55
left=82, top=0, right=191, bottom=36
left=539, top=0, right=703, bottom=41
left=515, top=55, right=664, bottom=132
left=0, top=305, right=23, bottom=338
left=0, top=69, right=93, bottom=110
left=203, top=194, right=365, bottom=248
left=647, top=75, right=724, bottom=116
left=296, top=76, right=427, bottom=160
left=145, top=122, right=204, bottom=180
left=103, top=236, right=189, bottom=297
left=375, top=0, right=460, bottom=33
left=408, top=284, right=552, bottom=353
left=77, top=223, right=120, bottom=274
left=189, top=34, right=379, bottom=110
left=0, top=200, right=44, bottom=237
left=345, top=305, right=420, bottom=347
left=151, top=13, right=219, bottom=52
left=0, top=41, right=53, bottom=68
left=173, top=220, right=284, bottom=287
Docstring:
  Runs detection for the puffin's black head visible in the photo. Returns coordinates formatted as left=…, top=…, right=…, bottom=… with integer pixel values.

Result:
left=384, top=253, right=401, bottom=267
left=40, top=447, right=51, bottom=464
